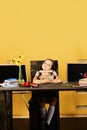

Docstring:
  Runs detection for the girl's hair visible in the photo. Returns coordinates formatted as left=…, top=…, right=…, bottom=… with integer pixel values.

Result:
left=45, top=58, right=54, bottom=63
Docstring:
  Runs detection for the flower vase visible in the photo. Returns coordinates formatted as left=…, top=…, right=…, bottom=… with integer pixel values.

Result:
left=18, top=66, right=24, bottom=84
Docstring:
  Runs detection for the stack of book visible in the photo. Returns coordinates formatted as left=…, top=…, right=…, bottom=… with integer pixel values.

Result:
left=0, top=78, right=19, bottom=87
left=79, top=78, right=87, bottom=86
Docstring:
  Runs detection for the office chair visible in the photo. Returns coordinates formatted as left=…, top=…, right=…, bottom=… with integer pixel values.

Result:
left=29, top=60, right=59, bottom=130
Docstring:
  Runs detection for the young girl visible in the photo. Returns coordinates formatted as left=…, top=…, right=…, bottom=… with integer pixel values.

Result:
left=32, top=59, right=62, bottom=127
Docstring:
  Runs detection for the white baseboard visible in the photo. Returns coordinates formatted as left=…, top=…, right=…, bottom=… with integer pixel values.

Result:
left=13, top=116, right=29, bottom=119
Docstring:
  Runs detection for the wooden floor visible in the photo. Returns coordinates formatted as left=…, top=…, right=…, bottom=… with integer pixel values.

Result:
left=13, top=118, right=29, bottom=130
left=13, top=117, right=87, bottom=130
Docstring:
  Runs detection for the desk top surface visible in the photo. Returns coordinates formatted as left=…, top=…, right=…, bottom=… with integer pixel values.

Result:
left=0, top=82, right=87, bottom=91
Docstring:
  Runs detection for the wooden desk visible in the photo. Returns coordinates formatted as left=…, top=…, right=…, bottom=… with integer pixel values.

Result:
left=0, top=82, right=87, bottom=130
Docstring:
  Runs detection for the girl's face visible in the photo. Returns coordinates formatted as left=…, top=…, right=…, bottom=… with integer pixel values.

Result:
left=42, top=60, right=53, bottom=70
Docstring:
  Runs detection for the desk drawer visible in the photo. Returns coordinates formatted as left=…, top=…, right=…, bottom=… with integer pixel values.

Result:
left=76, top=91, right=87, bottom=105
left=60, top=91, right=77, bottom=115
left=75, top=91, right=87, bottom=114
left=60, top=91, right=87, bottom=115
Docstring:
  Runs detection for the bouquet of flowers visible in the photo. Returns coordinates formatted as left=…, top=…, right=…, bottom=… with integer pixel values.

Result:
left=12, top=55, right=24, bottom=84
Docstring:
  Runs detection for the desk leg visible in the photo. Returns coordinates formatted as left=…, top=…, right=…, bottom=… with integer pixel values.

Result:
left=57, top=91, right=60, bottom=130
left=5, top=91, right=13, bottom=130
left=51, top=91, right=60, bottom=130
left=0, top=92, right=6, bottom=130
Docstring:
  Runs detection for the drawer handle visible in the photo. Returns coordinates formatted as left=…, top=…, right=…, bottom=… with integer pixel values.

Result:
left=76, top=105, right=87, bottom=109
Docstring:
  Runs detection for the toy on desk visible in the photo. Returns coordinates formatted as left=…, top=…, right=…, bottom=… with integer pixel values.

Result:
left=20, top=81, right=39, bottom=88
left=80, top=72, right=87, bottom=78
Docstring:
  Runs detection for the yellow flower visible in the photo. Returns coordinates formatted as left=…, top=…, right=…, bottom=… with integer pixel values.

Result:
left=12, top=55, right=24, bottom=66
left=11, top=55, right=24, bottom=83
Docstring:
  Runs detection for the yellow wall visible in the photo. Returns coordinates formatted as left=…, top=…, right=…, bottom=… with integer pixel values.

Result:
left=0, top=0, right=87, bottom=116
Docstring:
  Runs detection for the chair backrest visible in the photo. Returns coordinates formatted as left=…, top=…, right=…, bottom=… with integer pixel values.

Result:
left=30, top=60, right=58, bottom=82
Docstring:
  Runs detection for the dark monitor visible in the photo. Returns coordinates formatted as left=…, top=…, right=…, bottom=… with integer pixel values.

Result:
left=67, top=63, right=87, bottom=81
left=0, top=64, right=27, bottom=83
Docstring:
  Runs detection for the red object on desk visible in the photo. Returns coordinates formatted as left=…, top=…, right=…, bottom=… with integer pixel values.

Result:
left=21, top=82, right=39, bottom=88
